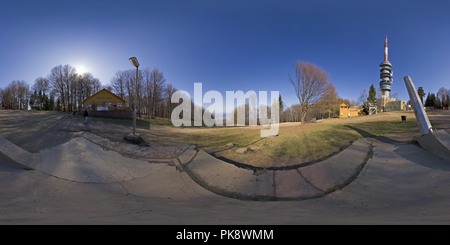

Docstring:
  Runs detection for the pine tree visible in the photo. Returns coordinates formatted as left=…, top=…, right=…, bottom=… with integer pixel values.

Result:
left=49, top=93, right=55, bottom=111
left=367, top=84, right=377, bottom=103
left=417, top=87, right=425, bottom=105
left=43, top=93, right=51, bottom=110
left=425, top=92, right=438, bottom=108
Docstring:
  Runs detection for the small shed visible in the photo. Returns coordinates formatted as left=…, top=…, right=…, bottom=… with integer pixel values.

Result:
left=83, top=89, right=126, bottom=111
left=339, top=103, right=359, bottom=118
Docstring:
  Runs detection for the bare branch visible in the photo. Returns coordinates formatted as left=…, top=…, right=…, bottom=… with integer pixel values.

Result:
left=289, top=61, right=330, bottom=122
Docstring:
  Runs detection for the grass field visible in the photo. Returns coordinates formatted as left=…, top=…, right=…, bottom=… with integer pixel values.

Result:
left=138, top=111, right=420, bottom=168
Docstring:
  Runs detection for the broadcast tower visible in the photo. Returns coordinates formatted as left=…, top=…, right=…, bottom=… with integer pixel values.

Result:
left=379, top=35, right=393, bottom=110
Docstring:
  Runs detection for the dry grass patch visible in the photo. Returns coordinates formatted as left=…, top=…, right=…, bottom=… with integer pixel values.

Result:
left=142, top=111, right=419, bottom=168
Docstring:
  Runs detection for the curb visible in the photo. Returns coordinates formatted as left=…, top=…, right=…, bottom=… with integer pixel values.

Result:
left=180, top=139, right=373, bottom=201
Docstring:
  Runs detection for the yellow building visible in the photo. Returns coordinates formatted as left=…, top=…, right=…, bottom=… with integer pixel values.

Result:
left=83, top=89, right=126, bottom=111
left=339, top=103, right=359, bottom=118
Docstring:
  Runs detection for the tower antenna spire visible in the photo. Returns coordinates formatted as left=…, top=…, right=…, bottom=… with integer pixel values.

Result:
left=384, top=35, right=388, bottom=61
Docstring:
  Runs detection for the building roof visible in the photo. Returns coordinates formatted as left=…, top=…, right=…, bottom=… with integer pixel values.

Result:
left=83, top=89, right=125, bottom=105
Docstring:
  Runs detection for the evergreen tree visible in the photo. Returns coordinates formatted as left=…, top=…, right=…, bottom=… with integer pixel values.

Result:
left=425, top=92, right=438, bottom=108
left=417, top=86, right=425, bottom=104
left=425, top=92, right=431, bottom=107
left=29, top=90, right=37, bottom=109
left=362, top=84, right=377, bottom=115
left=49, top=93, right=55, bottom=111
left=432, top=93, right=439, bottom=108
left=367, top=84, right=377, bottom=103
left=43, top=93, right=51, bottom=110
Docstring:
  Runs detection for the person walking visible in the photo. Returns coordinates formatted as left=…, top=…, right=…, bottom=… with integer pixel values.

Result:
left=83, top=109, right=89, bottom=125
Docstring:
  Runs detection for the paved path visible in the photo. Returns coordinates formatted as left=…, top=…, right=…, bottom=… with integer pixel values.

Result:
left=0, top=131, right=449, bottom=224
left=0, top=110, right=449, bottom=224
left=179, top=139, right=373, bottom=200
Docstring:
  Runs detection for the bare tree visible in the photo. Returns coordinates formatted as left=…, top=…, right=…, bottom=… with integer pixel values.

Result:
left=437, top=87, right=448, bottom=108
left=164, top=83, right=177, bottom=118
left=281, top=106, right=292, bottom=122
left=357, top=89, right=368, bottom=106
left=141, top=68, right=152, bottom=117
left=289, top=61, right=331, bottom=123
left=315, top=83, right=338, bottom=119
left=122, top=69, right=137, bottom=110
left=32, top=77, right=50, bottom=94
left=1, top=83, right=17, bottom=109
left=136, top=68, right=171, bottom=118
left=447, top=88, right=450, bottom=108
left=48, top=65, right=66, bottom=110
left=111, top=71, right=127, bottom=99
left=150, top=68, right=166, bottom=118
left=74, top=73, right=101, bottom=110
left=16, top=81, right=30, bottom=110
left=1, top=80, right=30, bottom=110
left=30, top=77, right=50, bottom=109
left=0, top=88, right=3, bottom=108
left=111, top=69, right=144, bottom=112
left=61, top=64, right=77, bottom=111
left=291, top=104, right=302, bottom=122
left=48, top=65, right=102, bottom=111
left=391, top=92, right=398, bottom=100
left=109, top=67, right=177, bottom=119
left=48, top=64, right=77, bottom=111
left=349, top=100, right=358, bottom=107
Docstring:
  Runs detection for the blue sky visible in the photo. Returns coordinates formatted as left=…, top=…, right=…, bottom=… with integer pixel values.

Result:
left=1, top=0, right=450, bottom=107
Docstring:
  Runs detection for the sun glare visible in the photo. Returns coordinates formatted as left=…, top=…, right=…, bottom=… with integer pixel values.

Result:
left=75, top=65, right=88, bottom=75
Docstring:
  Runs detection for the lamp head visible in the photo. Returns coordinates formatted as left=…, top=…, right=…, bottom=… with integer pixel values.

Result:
left=129, top=57, right=140, bottom=68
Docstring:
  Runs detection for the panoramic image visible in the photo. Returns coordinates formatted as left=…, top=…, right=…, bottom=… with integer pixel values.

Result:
left=1, top=0, right=450, bottom=228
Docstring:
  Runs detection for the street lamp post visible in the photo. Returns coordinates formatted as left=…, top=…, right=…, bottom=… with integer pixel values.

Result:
left=129, top=57, right=140, bottom=136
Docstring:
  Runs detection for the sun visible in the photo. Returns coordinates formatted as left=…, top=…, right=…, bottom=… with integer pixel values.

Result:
left=75, top=64, right=88, bottom=75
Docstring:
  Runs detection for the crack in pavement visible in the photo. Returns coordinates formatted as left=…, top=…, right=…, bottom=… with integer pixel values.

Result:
left=296, top=168, right=325, bottom=193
